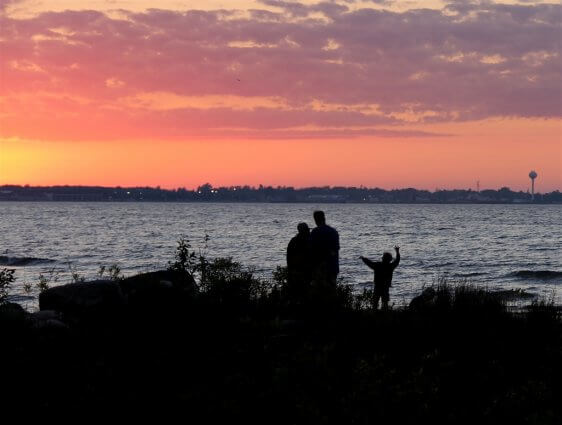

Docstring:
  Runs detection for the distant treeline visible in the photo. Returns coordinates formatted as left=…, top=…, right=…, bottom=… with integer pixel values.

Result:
left=0, top=184, right=560, bottom=203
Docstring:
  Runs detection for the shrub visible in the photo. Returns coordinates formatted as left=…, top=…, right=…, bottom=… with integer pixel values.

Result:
left=36, top=267, right=60, bottom=292
left=68, top=263, right=85, bottom=283
left=168, top=236, right=198, bottom=276
left=427, top=278, right=507, bottom=314
left=199, top=257, right=269, bottom=310
left=98, top=264, right=124, bottom=281
left=0, top=268, right=15, bottom=304
left=272, top=265, right=288, bottom=288
left=527, top=291, right=560, bottom=323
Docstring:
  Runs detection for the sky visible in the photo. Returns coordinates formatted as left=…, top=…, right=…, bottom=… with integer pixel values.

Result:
left=0, top=0, right=560, bottom=191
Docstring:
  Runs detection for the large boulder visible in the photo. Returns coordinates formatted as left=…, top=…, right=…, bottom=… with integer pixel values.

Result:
left=39, top=280, right=126, bottom=317
left=119, top=270, right=197, bottom=311
left=30, top=310, right=68, bottom=331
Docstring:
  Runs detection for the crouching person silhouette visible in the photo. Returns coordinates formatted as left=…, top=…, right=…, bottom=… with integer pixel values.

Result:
left=360, top=246, right=400, bottom=310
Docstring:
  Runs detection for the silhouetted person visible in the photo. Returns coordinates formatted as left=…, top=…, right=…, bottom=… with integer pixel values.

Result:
left=310, top=210, right=340, bottom=284
left=287, top=222, right=312, bottom=290
left=360, top=246, right=400, bottom=310
left=285, top=223, right=312, bottom=308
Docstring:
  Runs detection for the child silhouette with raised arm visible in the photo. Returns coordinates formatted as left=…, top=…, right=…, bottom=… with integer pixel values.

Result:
left=360, top=246, right=400, bottom=310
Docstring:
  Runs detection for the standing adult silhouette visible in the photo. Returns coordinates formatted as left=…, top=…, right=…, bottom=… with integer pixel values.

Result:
left=286, top=222, right=312, bottom=298
left=309, top=210, right=340, bottom=285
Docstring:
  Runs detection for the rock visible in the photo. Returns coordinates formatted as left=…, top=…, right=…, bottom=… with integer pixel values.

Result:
left=121, top=270, right=196, bottom=291
left=278, top=319, right=304, bottom=330
left=33, top=318, right=69, bottom=330
left=120, top=270, right=197, bottom=310
left=30, top=310, right=62, bottom=321
left=30, top=310, right=68, bottom=330
left=409, top=287, right=437, bottom=311
left=0, top=302, right=27, bottom=321
left=39, top=280, right=126, bottom=317
left=0, top=302, right=30, bottom=337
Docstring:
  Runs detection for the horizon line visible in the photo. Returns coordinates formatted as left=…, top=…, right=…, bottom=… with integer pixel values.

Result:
left=1, top=183, right=559, bottom=194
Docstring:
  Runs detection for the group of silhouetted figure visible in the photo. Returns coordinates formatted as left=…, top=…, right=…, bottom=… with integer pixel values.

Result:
left=287, top=210, right=400, bottom=310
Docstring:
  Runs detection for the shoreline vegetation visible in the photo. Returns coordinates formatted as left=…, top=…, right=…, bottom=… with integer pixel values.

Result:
left=1, top=240, right=560, bottom=422
left=1, top=184, right=561, bottom=203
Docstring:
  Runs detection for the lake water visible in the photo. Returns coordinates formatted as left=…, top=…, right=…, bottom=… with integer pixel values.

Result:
left=1, top=202, right=561, bottom=308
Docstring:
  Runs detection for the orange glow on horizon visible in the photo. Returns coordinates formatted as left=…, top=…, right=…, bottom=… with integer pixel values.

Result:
left=2, top=118, right=560, bottom=192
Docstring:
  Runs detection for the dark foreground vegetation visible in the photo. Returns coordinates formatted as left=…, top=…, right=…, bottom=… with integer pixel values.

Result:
left=1, top=244, right=560, bottom=423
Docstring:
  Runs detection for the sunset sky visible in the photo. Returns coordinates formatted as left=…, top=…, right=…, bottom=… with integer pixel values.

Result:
left=1, top=0, right=560, bottom=191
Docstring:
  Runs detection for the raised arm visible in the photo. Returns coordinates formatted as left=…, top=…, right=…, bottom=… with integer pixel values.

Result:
left=392, top=246, right=400, bottom=269
left=360, top=256, right=376, bottom=270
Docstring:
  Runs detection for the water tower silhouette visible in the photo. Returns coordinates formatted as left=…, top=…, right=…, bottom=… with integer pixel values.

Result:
left=529, top=170, right=538, bottom=201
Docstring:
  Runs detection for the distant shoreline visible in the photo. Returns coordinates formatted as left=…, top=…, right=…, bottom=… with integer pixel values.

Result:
left=1, top=200, right=561, bottom=205
left=1, top=184, right=561, bottom=204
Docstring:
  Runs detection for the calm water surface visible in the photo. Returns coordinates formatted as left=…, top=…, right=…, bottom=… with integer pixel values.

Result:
left=1, top=202, right=560, bottom=307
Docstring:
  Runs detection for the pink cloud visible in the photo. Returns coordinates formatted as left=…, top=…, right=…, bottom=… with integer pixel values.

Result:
left=0, top=1, right=560, bottom=141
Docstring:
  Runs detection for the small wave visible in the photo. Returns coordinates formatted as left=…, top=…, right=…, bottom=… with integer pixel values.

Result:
left=455, top=272, right=486, bottom=277
left=422, top=262, right=455, bottom=269
left=6, top=294, right=35, bottom=303
left=0, top=256, right=56, bottom=267
left=492, top=289, right=537, bottom=300
left=510, top=270, right=562, bottom=280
